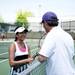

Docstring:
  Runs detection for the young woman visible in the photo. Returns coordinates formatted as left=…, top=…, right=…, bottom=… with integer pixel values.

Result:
left=9, top=27, right=33, bottom=75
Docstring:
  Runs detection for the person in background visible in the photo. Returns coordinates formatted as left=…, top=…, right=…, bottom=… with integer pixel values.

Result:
left=1, top=32, right=5, bottom=40
left=38, top=11, right=75, bottom=75
left=9, top=26, right=33, bottom=75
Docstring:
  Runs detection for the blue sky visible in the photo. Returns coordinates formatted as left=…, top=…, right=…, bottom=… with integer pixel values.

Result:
left=0, top=0, right=75, bottom=23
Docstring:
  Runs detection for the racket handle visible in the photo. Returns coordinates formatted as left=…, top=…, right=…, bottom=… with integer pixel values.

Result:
left=33, top=53, right=39, bottom=59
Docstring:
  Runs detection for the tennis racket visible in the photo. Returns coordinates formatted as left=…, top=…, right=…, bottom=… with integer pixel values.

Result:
left=38, top=33, right=46, bottom=49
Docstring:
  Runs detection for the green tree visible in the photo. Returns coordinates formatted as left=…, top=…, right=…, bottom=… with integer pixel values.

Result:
left=15, top=10, right=33, bottom=29
left=0, top=15, right=4, bottom=23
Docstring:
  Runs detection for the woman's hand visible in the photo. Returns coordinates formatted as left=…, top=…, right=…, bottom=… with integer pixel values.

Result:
left=27, top=57, right=34, bottom=63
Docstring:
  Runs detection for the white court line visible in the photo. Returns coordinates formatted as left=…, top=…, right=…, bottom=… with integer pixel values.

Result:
left=0, top=52, right=8, bottom=55
left=0, top=52, right=8, bottom=63
left=0, top=59, right=8, bottom=63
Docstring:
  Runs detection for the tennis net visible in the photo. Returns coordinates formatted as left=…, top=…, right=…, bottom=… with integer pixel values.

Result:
left=18, top=60, right=46, bottom=75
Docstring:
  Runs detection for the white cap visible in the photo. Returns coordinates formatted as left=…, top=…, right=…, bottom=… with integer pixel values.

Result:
left=15, top=27, right=25, bottom=33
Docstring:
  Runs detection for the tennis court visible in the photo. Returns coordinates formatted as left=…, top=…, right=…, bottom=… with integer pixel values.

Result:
left=0, top=39, right=45, bottom=75
left=0, top=39, right=75, bottom=75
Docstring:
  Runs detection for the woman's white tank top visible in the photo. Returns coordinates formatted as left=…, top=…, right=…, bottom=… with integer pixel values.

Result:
left=14, top=42, right=29, bottom=57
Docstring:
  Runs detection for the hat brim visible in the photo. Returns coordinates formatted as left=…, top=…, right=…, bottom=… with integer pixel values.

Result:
left=15, top=27, right=28, bottom=34
left=40, top=20, right=44, bottom=24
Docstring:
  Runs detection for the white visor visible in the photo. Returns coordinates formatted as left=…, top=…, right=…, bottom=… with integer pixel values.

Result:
left=15, top=27, right=25, bottom=34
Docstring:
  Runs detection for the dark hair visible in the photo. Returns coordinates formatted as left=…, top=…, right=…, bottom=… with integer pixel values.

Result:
left=42, top=17, right=59, bottom=26
left=14, top=33, right=18, bottom=41
left=47, top=20, right=58, bottom=26
left=15, top=37, right=17, bottom=41
left=14, top=26, right=19, bottom=41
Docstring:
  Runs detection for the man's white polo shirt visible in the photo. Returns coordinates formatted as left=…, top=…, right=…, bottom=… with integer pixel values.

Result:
left=39, top=26, right=75, bottom=75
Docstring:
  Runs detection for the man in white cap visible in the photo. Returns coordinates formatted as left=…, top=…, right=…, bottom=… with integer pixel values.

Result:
left=38, top=11, right=75, bottom=75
